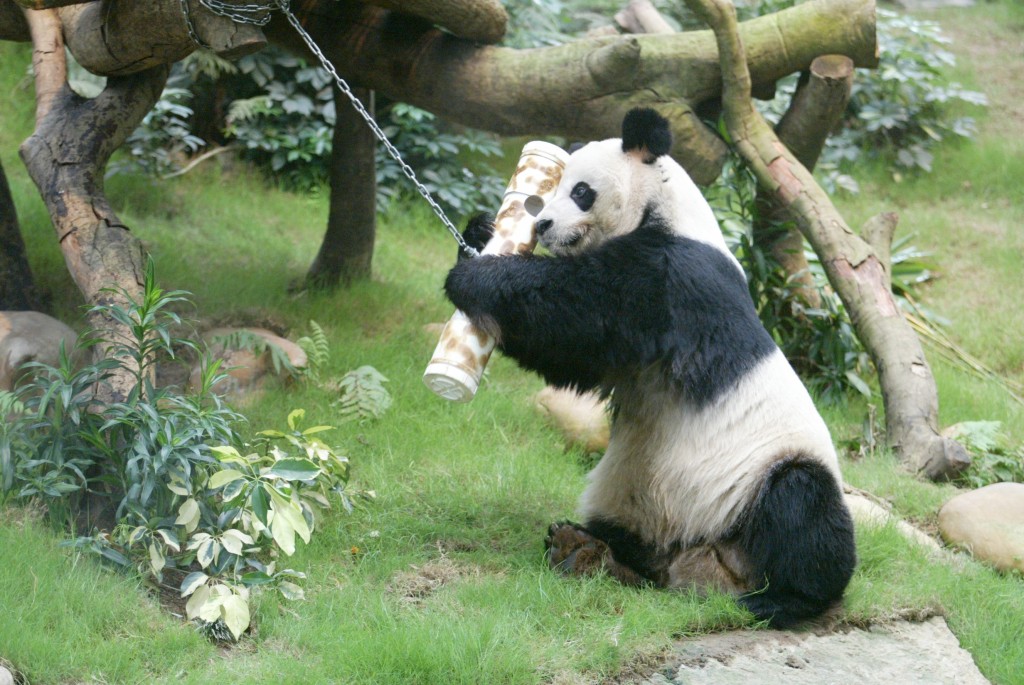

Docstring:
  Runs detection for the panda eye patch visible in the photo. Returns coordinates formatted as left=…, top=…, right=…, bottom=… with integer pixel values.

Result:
left=570, top=182, right=596, bottom=212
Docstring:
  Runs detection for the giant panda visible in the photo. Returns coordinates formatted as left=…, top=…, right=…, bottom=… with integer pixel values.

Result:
left=444, top=108, right=856, bottom=627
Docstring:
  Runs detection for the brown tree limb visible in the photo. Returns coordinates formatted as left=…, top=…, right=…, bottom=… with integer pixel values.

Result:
left=754, top=54, right=855, bottom=308
left=19, top=7, right=168, bottom=402
left=268, top=0, right=877, bottom=185
left=615, top=0, right=674, bottom=34
left=0, top=0, right=266, bottom=70
left=0, top=158, right=41, bottom=311
left=353, top=0, right=507, bottom=44
left=683, top=0, right=969, bottom=480
left=304, top=86, right=377, bottom=289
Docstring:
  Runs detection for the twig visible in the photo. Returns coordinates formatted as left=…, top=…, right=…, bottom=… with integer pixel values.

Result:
left=161, top=145, right=235, bottom=179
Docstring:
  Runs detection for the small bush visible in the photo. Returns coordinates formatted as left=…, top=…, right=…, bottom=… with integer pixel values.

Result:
left=0, top=261, right=368, bottom=641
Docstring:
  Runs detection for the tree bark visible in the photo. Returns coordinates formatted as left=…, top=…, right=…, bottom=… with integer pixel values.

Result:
left=0, top=158, right=41, bottom=311
left=753, top=54, right=855, bottom=308
left=0, top=0, right=266, bottom=68
left=352, top=0, right=508, bottom=44
left=19, top=7, right=168, bottom=402
left=305, top=86, right=377, bottom=289
left=266, top=0, right=877, bottom=185
left=682, top=0, right=969, bottom=480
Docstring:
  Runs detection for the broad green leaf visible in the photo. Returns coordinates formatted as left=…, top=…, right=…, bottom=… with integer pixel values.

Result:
left=128, top=526, right=147, bottom=546
left=198, top=594, right=223, bottom=623
left=209, top=469, right=245, bottom=489
left=301, top=425, right=334, bottom=436
left=222, top=528, right=255, bottom=546
left=148, top=542, right=165, bottom=574
left=196, top=537, right=216, bottom=568
left=155, top=528, right=181, bottom=553
left=278, top=581, right=305, bottom=601
left=180, top=571, right=209, bottom=597
left=221, top=593, right=250, bottom=640
left=251, top=484, right=270, bottom=526
left=167, top=479, right=190, bottom=496
left=268, top=487, right=310, bottom=544
left=266, top=458, right=320, bottom=481
left=185, top=583, right=211, bottom=620
left=176, top=498, right=201, bottom=534
left=269, top=509, right=296, bottom=556
left=240, top=571, right=274, bottom=586
left=287, top=408, right=305, bottom=430
left=210, top=445, right=244, bottom=462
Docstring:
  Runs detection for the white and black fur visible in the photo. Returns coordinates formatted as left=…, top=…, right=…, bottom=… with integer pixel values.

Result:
left=444, top=108, right=855, bottom=627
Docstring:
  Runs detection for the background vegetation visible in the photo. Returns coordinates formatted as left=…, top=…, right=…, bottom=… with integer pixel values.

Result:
left=1, top=0, right=1023, bottom=683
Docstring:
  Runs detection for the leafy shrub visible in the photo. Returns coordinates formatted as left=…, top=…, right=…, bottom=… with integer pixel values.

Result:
left=747, top=4, right=986, bottom=180
left=947, top=421, right=1024, bottom=489
left=116, top=48, right=506, bottom=219
left=0, top=261, right=367, bottom=641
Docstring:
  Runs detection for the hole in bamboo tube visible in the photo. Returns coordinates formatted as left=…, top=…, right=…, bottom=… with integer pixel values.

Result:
left=524, top=195, right=545, bottom=217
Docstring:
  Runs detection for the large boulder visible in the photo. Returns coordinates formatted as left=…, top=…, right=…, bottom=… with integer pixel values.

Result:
left=938, top=482, right=1024, bottom=573
left=0, top=311, right=78, bottom=391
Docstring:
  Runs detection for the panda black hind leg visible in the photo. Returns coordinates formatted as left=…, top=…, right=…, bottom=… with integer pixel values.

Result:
left=734, top=457, right=857, bottom=628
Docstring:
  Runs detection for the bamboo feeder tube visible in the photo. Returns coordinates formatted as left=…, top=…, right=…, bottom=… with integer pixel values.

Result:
left=423, top=140, right=569, bottom=402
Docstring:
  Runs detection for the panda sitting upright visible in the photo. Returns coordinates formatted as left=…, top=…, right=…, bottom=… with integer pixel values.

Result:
left=444, top=108, right=856, bottom=627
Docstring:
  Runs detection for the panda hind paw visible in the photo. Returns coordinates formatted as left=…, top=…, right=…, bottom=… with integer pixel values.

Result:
left=545, top=521, right=609, bottom=576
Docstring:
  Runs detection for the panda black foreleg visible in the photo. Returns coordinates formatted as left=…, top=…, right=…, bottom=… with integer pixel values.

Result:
left=735, top=458, right=857, bottom=628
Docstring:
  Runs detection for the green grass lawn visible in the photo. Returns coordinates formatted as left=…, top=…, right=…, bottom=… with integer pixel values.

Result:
left=1, top=1, right=1024, bottom=682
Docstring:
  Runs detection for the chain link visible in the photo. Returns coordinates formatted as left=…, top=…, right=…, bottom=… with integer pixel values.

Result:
left=178, top=0, right=480, bottom=258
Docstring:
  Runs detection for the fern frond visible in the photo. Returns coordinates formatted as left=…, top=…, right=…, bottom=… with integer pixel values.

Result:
left=333, top=366, right=391, bottom=423
left=296, top=320, right=330, bottom=382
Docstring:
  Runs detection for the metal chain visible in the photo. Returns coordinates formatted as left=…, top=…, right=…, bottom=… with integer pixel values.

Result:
left=178, top=0, right=480, bottom=258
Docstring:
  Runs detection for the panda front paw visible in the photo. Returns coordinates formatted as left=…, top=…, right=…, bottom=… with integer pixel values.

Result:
left=545, top=521, right=610, bottom=576
left=458, top=212, right=495, bottom=261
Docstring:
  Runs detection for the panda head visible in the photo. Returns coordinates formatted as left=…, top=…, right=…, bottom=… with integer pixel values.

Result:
left=533, top=108, right=730, bottom=260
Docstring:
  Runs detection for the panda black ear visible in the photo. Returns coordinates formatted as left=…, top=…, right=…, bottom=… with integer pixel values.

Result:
left=621, top=108, right=672, bottom=163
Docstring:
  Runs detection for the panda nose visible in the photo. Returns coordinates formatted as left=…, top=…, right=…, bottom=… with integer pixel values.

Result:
left=535, top=219, right=553, bottom=236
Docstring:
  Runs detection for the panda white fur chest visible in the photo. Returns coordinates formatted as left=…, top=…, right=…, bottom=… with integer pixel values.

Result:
left=444, top=108, right=856, bottom=628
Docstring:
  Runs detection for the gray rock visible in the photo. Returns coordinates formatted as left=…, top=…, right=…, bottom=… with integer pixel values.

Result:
left=646, top=617, right=988, bottom=685
left=0, top=664, right=14, bottom=685
left=0, top=311, right=78, bottom=391
left=939, top=482, right=1024, bottom=573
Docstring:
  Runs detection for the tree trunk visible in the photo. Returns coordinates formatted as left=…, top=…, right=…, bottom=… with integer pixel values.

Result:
left=18, top=7, right=168, bottom=402
left=0, top=158, right=41, bottom=311
left=753, top=54, right=855, bottom=308
left=305, top=86, right=377, bottom=289
left=682, top=0, right=969, bottom=480
left=266, top=0, right=877, bottom=185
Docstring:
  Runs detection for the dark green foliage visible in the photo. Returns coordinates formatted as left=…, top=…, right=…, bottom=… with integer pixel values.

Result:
left=115, top=48, right=507, bottom=219
left=0, top=261, right=365, bottom=641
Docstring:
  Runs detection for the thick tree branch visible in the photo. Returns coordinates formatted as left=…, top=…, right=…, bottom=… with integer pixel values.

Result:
left=683, top=0, right=969, bottom=480
left=754, top=54, right=855, bottom=308
left=353, top=0, right=507, bottom=44
left=267, top=0, right=876, bottom=185
left=1, top=0, right=266, bottom=71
